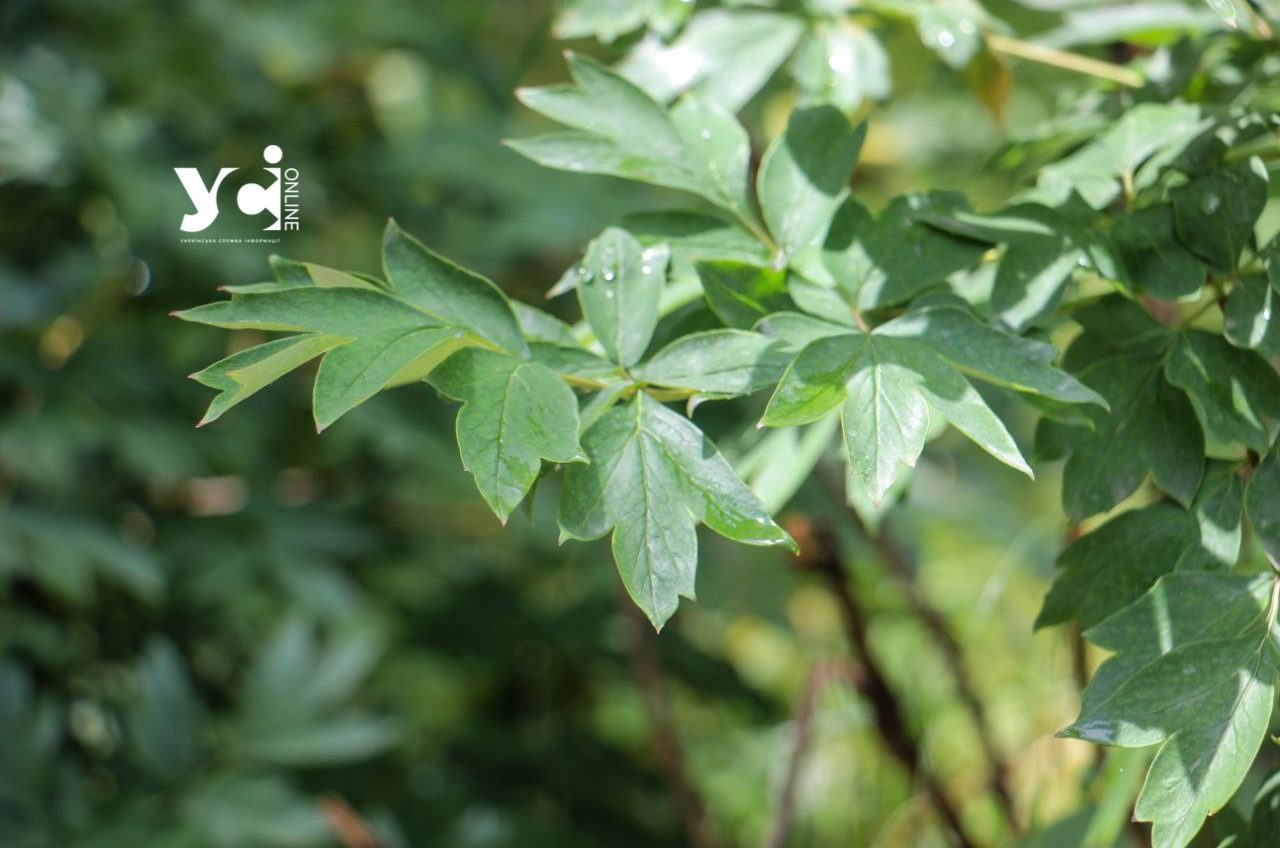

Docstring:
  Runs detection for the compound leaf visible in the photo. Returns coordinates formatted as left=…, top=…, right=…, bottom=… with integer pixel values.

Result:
left=559, top=393, right=794, bottom=628
left=1063, top=573, right=1278, bottom=848
left=431, top=349, right=586, bottom=522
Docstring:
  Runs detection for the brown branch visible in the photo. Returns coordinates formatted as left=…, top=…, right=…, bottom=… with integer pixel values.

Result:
left=786, top=516, right=977, bottom=848
left=617, top=586, right=719, bottom=848
left=815, top=469, right=1020, bottom=834
left=761, top=661, right=850, bottom=848
left=319, top=795, right=381, bottom=848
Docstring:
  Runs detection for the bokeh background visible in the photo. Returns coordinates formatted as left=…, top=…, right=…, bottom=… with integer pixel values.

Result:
left=0, top=1, right=1247, bottom=846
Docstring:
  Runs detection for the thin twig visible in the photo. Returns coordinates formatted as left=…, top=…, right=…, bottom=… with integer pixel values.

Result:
left=816, top=469, right=1020, bottom=834
left=986, top=34, right=1144, bottom=88
left=787, top=516, right=977, bottom=848
left=761, top=661, right=851, bottom=848
left=617, top=586, right=719, bottom=848
left=319, top=795, right=381, bottom=848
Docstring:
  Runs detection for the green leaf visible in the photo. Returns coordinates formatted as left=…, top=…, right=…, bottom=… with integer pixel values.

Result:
left=175, top=286, right=431, bottom=335
left=696, top=260, right=793, bottom=329
left=791, top=22, right=889, bottom=112
left=513, top=301, right=579, bottom=346
left=764, top=330, right=1031, bottom=503
left=127, top=640, right=205, bottom=783
left=616, top=9, right=805, bottom=111
left=877, top=296, right=1106, bottom=406
left=553, top=0, right=668, bottom=43
left=669, top=95, right=755, bottom=226
left=1042, top=300, right=1204, bottom=520
left=1171, top=159, right=1269, bottom=274
left=1172, top=160, right=1264, bottom=275
left=178, top=284, right=485, bottom=428
left=1063, top=572, right=1279, bottom=848
left=431, top=349, right=586, bottom=522
left=633, top=329, right=791, bottom=396
left=518, top=52, right=682, bottom=159
left=758, top=105, right=864, bottom=258
left=825, top=193, right=987, bottom=308
left=1165, top=330, right=1280, bottom=453
left=1224, top=274, right=1280, bottom=356
left=313, top=327, right=468, bottom=432
left=382, top=219, right=527, bottom=356
left=575, top=227, right=665, bottom=367
left=991, top=236, right=1088, bottom=330
left=1110, top=206, right=1206, bottom=300
left=1032, top=103, right=1204, bottom=209
left=1248, top=443, right=1280, bottom=566
left=559, top=393, right=794, bottom=628
left=191, top=334, right=344, bottom=426
left=1037, top=486, right=1242, bottom=631
left=513, top=54, right=759, bottom=219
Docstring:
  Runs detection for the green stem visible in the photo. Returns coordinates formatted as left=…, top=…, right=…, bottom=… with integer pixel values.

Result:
left=986, top=34, right=1144, bottom=88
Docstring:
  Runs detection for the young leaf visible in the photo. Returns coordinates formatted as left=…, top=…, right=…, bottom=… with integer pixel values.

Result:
left=632, top=329, right=790, bottom=396
left=1165, top=330, right=1280, bottom=453
left=757, top=105, right=864, bottom=259
left=763, top=330, right=1032, bottom=503
left=382, top=219, right=528, bottom=356
left=559, top=393, right=795, bottom=629
left=1063, top=573, right=1279, bottom=848
left=575, top=228, right=665, bottom=367
left=431, top=349, right=586, bottom=522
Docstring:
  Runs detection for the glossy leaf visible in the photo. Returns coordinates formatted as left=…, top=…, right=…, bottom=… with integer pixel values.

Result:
left=559, top=393, right=795, bottom=628
left=1064, top=573, right=1279, bottom=848
left=382, top=219, right=528, bottom=356
left=431, top=349, right=586, bottom=521
left=1165, top=330, right=1280, bottom=453
left=764, top=330, right=1032, bottom=503
left=758, top=105, right=864, bottom=259
left=574, top=227, right=665, bottom=367
left=633, top=329, right=790, bottom=396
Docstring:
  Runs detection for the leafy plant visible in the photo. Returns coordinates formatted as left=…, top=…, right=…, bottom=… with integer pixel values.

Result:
left=166, top=1, right=1280, bottom=846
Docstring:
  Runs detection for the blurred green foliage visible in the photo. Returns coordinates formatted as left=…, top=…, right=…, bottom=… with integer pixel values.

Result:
left=3, top=1, right=1278, bottom=847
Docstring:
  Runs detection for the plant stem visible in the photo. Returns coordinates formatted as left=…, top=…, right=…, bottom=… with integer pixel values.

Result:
left=617, top=586, right=719, bottom=848
left=761, top=661, right=847, bottom=848
left=986, top=34, right=1144, bottom=88
left=815, top=469, right=1021, bottom=835
left=793, top=517, right=978, bottom=848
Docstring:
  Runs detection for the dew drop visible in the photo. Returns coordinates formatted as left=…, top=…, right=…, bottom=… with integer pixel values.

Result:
left=602, top=269, right=616, bottom=282
left=641, top=264, right=652, bottom=275
left=1201, top=194, right=1221, bottom=214
left=936, top=30, right=956, bottom=48
left=700, top=129, right=712, bottom=140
